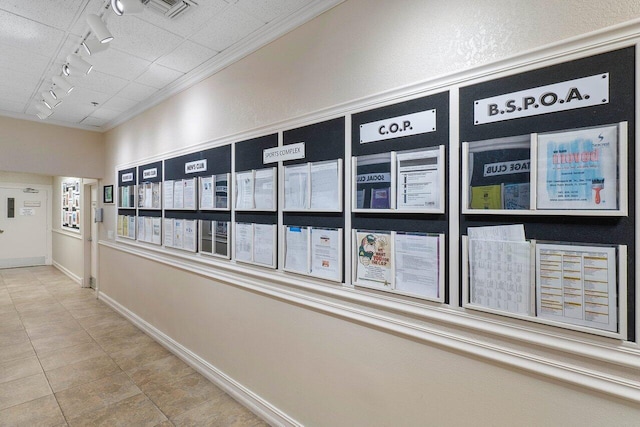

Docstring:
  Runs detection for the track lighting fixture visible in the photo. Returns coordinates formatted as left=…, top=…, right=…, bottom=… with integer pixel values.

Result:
left=111, top=0, right=144, bottom=16
left=67, top=54, right=93, bottom=75
left=87, top=14, right=113, bottom=44
left=82, top=38, right=109, bottom=56
left=42, top=91, right=62, bottom=109
left=36, top=103, right=53, bottom=117
left=49, top=87, right=65, bottom=100
left=52, top=76, right=74, bottom=94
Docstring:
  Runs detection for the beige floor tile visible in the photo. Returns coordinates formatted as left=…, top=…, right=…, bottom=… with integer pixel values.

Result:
left=79, top=314, right=132, bottom=334
left=128, top=355, right=195, bottom=390
left=55, top=372, right=141, bottom=420
left=110, top=340, right=170, bottom=372
left=0, top=373, right=51, bottom=411
left=39, top=342, right=106, bottom=371
left=14, top=300, right=67, bottom=315
left=0, top=394, right=66, bottom=427
left=0, top=356, right=43, bottom=384
left=67, top=393, right=168, bottom=427
left=0, top=313, right=23, bottom=333
left=0, top=329, right=30, bottom=347
left=0, top=341, right=35, bottom=364
left=45, top=354, right=121, bottom=392
left=26, top=318, right=84, bottom=341
left=31, top=330, right=94, bottom=354
left=20, top=310, right=77, bottom=330
left=171, top=393, right=268, bottom=427
left=145, top=372, right=224, bottom=419
left=92, top=327, right=155, bottom=354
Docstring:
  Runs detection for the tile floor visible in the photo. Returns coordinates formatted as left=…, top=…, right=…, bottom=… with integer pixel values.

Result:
left=0, top=266, right=269, bottom=427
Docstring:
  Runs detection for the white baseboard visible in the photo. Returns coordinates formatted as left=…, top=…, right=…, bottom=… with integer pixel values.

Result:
left=99, top=292, right=300, bottom=427
left=52, top=261, right=82, bottom=285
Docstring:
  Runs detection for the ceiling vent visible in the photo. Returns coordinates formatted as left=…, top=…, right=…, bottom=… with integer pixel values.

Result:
left=141, top=0, right=197, bottom=19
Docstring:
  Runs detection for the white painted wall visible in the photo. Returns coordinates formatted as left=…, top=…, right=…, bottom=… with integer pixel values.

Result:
left=96, top=0, right=640, bottom=424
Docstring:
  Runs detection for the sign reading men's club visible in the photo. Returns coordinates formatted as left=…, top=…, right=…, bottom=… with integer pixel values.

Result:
left=474, top=74, right=609, bottom=125
left=360, top=109, right=436, bottom=144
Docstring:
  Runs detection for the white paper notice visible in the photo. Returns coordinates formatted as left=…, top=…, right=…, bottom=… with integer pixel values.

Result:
left=144, top=217, right=153, bottom=242
left=254, top=168, right=275, bottom=210
left=152, top=217, right=161, bottom=245
left=163, top=218, right=173, bottom=247
left=144, top=183, right=153, bottom=208
left=137, top=216, right=145, bottom=241
left=253, top=223, right=275, bottom=266
left=235, top=171, right=254, bottom=210
left=310, top=161, right=340, bottom=210
left=396, top=150, right=440, bottom=210
left=183, top=179, right=196, bottom=210
left=310, top=228, right=341, bottom=281
left=469, top=239, right=532, bottom=315
left=394, top=233, right=439, bottom=298
left=173, top=219, right=184, bottom=249
left=183, top=220, right=197, bottom=252
left=163, top=180, right=174, bottom=209
left=200, top=176, right=214, bottom=209
left=173, top=180, right=184, bottom=209
left=536, top=244, right=617, bottom=332
left=467, top=224, right=525, bottom=242
left=284, top=164, right=309, bottom=210
left=235, top=223, right=253, bottom=262
left=128, top=217, right=135, bottom=239
left=284, top=226, right=308, bottom=273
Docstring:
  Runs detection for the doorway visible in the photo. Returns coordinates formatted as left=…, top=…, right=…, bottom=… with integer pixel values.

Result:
left=83, top=183, right=99, bottom=290
left=0, top=185, right=51, bottom=268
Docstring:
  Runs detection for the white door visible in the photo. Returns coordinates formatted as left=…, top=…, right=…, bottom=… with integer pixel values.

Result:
left=0, top=187, right=49, bottom=268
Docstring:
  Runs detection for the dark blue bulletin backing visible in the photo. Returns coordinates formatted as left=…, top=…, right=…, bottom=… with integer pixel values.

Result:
left=351, top=91, right=450, bottom=302
left=458, top=47, right=635, bottom=340
left=117, top=167, right=136, bottom=214
left=164, top=145, right=232, bottom=223
left=235, top=134, right=278, bottom=226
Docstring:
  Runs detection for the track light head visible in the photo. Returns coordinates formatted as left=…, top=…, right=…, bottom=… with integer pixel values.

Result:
left=42, top=91, right=62, bottom=109
left=36, top=103, right=53, bottom=118
left=67, top=54, right=93, bottom=75
left=87, top=14, right=113, bottom=44
left=49, top=87, right=65, bottom=100
left=82, top=38, right=109, bottom=56
left=52, top=76, right=74, bottom=94
left=111, top=0, right=144, bottom=16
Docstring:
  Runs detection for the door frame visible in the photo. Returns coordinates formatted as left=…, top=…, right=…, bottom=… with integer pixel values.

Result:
left=82, top=180, right=98, bottom=290
left=0, top=182, right=53, bottom=266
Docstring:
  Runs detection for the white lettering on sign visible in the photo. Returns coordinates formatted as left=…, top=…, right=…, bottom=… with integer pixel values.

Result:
left=357, top=173, right=391, bottom=183
left=483, top=160, right=530, bottom=177
left=185, top=159, right=207, bottom=174
left=360, top=109, right=436, bottom=144
left=143, top=168, right=157, bottom=179
left=122, top=173, right=134, bottom=182
left=263, top=142, right=306, bottom=164
left=474, top=74, right=609, bottom=125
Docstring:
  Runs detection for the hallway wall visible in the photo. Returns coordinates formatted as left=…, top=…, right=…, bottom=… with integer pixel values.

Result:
left=99, top=0, right=640, bottom=425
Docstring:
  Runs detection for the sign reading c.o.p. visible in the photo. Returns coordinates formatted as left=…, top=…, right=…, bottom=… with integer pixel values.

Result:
left=360, top=109, right=436, bottom=144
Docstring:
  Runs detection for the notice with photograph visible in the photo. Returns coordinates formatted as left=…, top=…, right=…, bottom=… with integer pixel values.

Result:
left=284, top=226, right=309, bottom=273
left=310, top=228, right=341, bottom=282
left=253, top=223, right=275, bottom=266
left=394, top=233, right=440, bottom=298
left=200, top=176, right=214, bottom=209
left=284, top=164, right=309, bottom=210
left=355, top=230, right=393, bottom=288
left=214, top=174, right=229, bottom=209
left=536, top=243, right=617, bottom=332
left=235, top=222, right=253, bottom=262
left=396, top=150, right=441, bottom=210
left=183, top=179, right=196, bottom=210
left=310, top=161, right=340, bottom=210
left=254, top=168, right=275, bottom=210
left=235, top=171, right=254, bottom=210
left=183, top=220, right=197, bottom=252
left=537, top=125, right=617, bottom=210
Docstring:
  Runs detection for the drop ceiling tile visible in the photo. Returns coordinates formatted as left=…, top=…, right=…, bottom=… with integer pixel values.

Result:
left=0, top=0, right=87, bottom=31
left=0, top=41, right=51, bottom=76
left=136, top=0, right=229, bottom=38
left=135, top=64, right=184, bottom=89
left=80, top=116, right=107, bottom=127
left=0, top=9, right=65, bottom=57
left=89, top=107, right=122, bottom=121
left=81, top=48, right=151, bottom=81
left=0, top=97, right=27, bottom=114
left=69, top=70, right=129, bottom=95
left=104, top=14, right=184, bottom=62
left=100, top=96, right=139, bottom=112
left=236, top=0, right=312, bottom=23
left=117, top=82, right=158, bottom=101
left=157, top=40, right=218, bottom=73
left=190, top=5, right=264, bottom=52
left=62, top=86, right=112, bottom=109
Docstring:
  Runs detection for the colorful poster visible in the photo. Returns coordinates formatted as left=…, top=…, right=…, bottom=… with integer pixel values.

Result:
left=537, top=125, right=617, bottom=210
left=470, top=185, right=501, bottom=209
left=355, top=231, right=393, bottom=288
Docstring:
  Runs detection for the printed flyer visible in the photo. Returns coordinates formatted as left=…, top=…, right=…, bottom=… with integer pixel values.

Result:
left=537, top=125, right=617, bottom=210
left=355, top=231, right=393, bottom=288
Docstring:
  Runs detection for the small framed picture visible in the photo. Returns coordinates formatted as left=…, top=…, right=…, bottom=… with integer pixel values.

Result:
left=103, top=185, right=114, bottom=204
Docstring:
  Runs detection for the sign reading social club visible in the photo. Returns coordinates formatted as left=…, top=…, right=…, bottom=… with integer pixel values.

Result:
left=474, top=74, right=609, bottom=125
